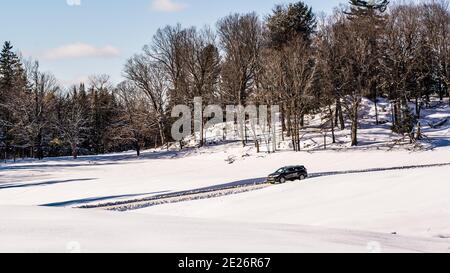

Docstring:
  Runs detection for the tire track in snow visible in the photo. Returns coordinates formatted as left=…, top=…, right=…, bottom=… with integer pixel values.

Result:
left=77, top=177, right=268, bottom=211
left=309, top=162, right=450, bottom=178
left=88, top=184, right=270, bottom=212
left=77, top=162, right=450, bottom=212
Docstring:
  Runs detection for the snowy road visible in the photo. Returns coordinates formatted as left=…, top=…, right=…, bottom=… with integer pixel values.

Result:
left=309, top=162, right=450, bottom=178
left=76, top=162, right=450, bottom=212
left=85, top=183, right=270, bottom=211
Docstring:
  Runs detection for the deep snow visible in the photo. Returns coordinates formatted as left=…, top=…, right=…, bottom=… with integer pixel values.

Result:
left=138, top=165, right=450, bottom=239
left=0, top=98, right=449, bottom=252
left=1, top=205, right=450, bottom=253
left=1, top=144, right=449, bottom=208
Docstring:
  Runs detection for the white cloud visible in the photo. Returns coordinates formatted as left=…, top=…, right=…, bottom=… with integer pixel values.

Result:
left=42, top=43, right=120, bottom=60
left=151, top=0, right=187, bottom=12
left=67, top=0, right=81, bottom=6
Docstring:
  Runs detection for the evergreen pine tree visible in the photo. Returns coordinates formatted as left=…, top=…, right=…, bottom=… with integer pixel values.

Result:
left=347, top=0, right=390, bottom=127
left=267, top=1, right=317, bottom=47
left=0, top=41, right=26, bottom=160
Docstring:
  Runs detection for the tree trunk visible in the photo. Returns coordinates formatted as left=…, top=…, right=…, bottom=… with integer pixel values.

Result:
left=391, top=102, right=395, bottom=126
left=447, top=83, right=450, bottom=106
left=281, top=103, right=286, bottom=141
left=291, top=113, right=296, bottom=152
left=374, top=98, right=379, bottom=125
left=351, top=102, right=359, bottom=147
left=244, top=116, right=248, bottom=146
left=335, top=106, right=339, bottom=128
left=135, top=141, right=141, bottom=157
left=286, top=106, right=292, bottom=137
left=329, top=106, right=336, bottom=144
left=415, top=97, right=421, bottom=119
left=393, top=101, right=399, bottom=128
left=36, top=131, right=43, bottom=160
left=241, top=121, right=246, bottom=148
left=71, top=144, right=78, bottom=159
left=291, top=128, right=296, bottom=151
left=291, top=111, right=301, bottom=152
left=300, top=114, right=305, bottom=128
left=416, top=122, right=422, bottom=141
left=351, top=119, right=358, bottom=146
left=158, top=119, right=166, bottom=146
left=296, top=118, right=301, bottom=152
left=336, top=99, right=345, bottom=130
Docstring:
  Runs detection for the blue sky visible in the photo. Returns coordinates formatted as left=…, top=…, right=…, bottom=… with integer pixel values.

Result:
left=0, top=0, right=345, bottom=86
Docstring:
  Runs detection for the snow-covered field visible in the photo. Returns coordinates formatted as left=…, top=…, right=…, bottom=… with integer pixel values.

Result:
left=140, top=165, right=450, bottom=239
left=0, top=98, right=449, bottom=253
left=2, top=205, right=450, bottom=253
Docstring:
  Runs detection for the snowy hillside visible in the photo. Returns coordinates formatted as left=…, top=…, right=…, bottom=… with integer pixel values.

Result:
left=196, top=98, right=450, bottom=151
left=0, top=98, right=449, bottom=252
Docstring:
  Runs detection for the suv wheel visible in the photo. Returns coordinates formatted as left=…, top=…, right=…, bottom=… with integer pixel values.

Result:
left=300, top=174, right=306, bottom=180
left=279, top=177, right=286, bottom=183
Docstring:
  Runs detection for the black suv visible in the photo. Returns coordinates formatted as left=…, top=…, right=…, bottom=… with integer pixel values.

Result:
left=267, top=166, right=308, bottom=184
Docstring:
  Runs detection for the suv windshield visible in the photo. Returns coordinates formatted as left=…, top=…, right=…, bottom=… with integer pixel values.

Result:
left=275, top=168, right=286, bottom=174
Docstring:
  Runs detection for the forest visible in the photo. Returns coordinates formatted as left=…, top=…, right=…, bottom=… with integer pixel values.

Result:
left=1, top=0, right=449, bottom=160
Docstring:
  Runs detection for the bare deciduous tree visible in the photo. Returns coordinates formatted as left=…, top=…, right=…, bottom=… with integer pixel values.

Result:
left=113, top=81, right=157, bottom=156
left=124, top=55, right=169, bottom=146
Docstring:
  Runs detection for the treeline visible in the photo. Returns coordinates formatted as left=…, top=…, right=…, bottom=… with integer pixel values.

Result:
left=0, top=51, right=149, bottom=161
left=1, top=0, right=450, bottom=160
